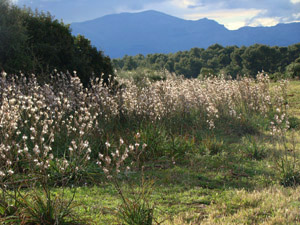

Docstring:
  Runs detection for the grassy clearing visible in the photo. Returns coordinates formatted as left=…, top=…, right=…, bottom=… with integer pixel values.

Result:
left=69, top=80, right=300, bottom=224
left=1, top=72, right=300, bottom=224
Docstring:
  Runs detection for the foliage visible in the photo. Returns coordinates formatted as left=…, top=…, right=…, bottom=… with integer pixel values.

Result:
left=241, top=136, right=266, bottom=160
left=269, top=81, right=300, bottom=186
left=0, top=0, right=29, bottom=73
left=17, top=190, right=80, bottom=225
left=0, top=1, right=113, bottom=86
left=113, top=43, right=300, bottom=79
left=117, top=179, right=155, bottom=225
left=1, top=67, right=300, bottom=223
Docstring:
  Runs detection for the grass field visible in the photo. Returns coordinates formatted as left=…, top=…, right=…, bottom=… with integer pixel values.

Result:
left=1, top=73, right=300, bottom=224
left=63, top=80, right=300, bottom=224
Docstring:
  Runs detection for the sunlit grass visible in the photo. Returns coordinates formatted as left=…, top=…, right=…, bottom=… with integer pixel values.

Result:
left=1, top=70, right=300, bottom=224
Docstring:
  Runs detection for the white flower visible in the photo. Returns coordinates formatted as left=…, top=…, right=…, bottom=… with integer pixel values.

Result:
left=83, top=141, right=89, bottom=148
left=129, top=145, right=134, bottom=151
left=103, top=168, right=109, bottom=174
left=22, top=135, right=28, bottom=141
left=105, top=156, right=111, bottom=165
left=105, top=141, right=111, bottom=148
left=7, top=169, right=14, bottom=175
left=33, top=145, right=40, bottom=154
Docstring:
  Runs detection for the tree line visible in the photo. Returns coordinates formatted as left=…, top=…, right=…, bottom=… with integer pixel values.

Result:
left=0, top=0, right=113, bottom=85
left=1, top=0, right=299, bottom=83
left=113, top=43, right=300, bottom=79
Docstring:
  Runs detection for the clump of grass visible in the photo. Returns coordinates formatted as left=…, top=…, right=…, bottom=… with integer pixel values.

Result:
left=97, top=135, right=158, bottom=225
left=202, top=136, right=226, bottom=155
left=17, top=190, right=81, bottom=225
left=117, top=178, right=155, bottom=225
left=288, top=116, right=300, bottom=130
left=241, top=136, right=267, bottom=160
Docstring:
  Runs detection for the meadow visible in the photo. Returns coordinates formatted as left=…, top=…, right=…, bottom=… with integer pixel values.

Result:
left=0, top=70, right=300, bottom=224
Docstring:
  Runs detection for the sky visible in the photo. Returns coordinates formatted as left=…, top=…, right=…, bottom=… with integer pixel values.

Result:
left=13, top=0, right=300, bottom=30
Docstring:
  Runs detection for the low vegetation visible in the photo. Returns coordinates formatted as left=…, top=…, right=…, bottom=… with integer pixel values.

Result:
left=0, top=69, right=300, bottom=224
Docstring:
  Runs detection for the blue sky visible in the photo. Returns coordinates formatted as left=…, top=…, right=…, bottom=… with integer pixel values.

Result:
left=13, top=0, right=300, bottom=30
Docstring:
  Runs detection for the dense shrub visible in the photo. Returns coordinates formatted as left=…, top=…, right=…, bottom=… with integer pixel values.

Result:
left=0, top=0, right=113, bottom=86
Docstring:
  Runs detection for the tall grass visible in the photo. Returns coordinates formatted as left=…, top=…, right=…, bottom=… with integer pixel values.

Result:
left=0, top=70, right=292, bottom=223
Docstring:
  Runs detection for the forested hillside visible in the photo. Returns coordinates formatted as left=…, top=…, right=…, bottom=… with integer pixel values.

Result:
left=113, top=43, right=300, bottom=79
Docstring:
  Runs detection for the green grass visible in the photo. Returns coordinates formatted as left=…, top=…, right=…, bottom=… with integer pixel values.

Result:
left=68, top=80, right=300, bottom=224
left=3, top=80, right=300, bottom=224
left=287, top=81, right=300, bottom=119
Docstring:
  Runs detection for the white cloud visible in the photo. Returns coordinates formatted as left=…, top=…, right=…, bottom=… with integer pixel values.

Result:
left=291, top=0, right=300, bottom=4
left=172, top=0, right=200, bottom=8
left=184, top=8, right=262, bottom=29
left=248, top=17, right=281, bottom=27
left=15, top=0, right=300, bottom=29
left=138, top=0, right=298, bottom=29
left=293, top=13, right=300, bottom=19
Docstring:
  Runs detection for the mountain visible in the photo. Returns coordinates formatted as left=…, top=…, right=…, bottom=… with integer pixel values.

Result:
left=70, top=10, right=300, bottom=58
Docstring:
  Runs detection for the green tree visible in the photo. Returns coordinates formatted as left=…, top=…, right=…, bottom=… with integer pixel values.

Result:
left=24, top=10, right=75, bottom=79
left=73, top=34, right=113, bottom=85
left=286, top=57, right=300, bottom=78
left=241, top=44, right=281, bottom=77
left=0, top=2, right=114, bottom=86
left=199, top=67, right=214, bottom=77
left=112, top=43, right=300, bottom=80
left=288, top=43, right=300, bottom=62
left=0, top=0, right=29, bottom=73
left=123, top=55, right=138, bottom=70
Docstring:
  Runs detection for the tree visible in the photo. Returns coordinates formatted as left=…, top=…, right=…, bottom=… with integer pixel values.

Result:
left=199, top=67, right=214, bottom=77
left=24, top=10, right=75, bottom=79
left=0, top=0, right=29, bottom=73
left=73, top=34, right=113, bottom=85
left=241, top=44, right=281, bottom=77
left=112, top=43, right=300, bottom=80
left=0, top=2, right=114, bottom=86
left=123, top=55, right=138, bottom=70
left=286, top=57, right=300, bottom=78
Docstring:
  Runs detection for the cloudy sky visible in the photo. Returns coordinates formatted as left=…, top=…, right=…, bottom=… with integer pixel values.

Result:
left=14, top=0, right=300, bottom=30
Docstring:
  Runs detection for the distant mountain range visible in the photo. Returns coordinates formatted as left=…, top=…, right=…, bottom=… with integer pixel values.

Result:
left=70, top=10, right=300, bottom=58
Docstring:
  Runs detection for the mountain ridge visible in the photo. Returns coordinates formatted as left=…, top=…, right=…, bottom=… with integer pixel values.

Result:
left=70, top=10, right=300, bottom=58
